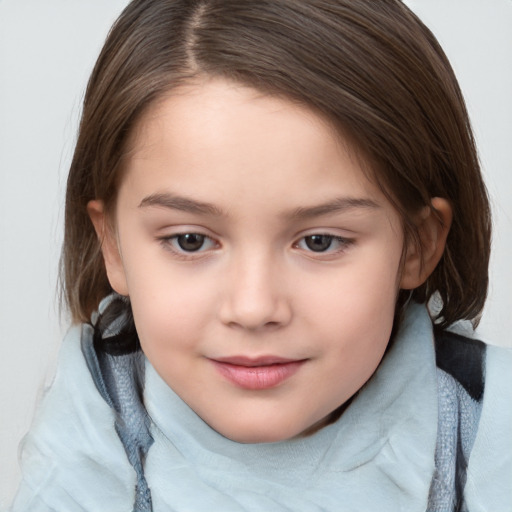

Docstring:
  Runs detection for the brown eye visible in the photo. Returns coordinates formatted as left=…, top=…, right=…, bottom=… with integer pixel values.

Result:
left=304, top=235, right=333, bottom=252
left=160, top=232, right=217, bottom=257
left=176, top=233, right=206, bottom=252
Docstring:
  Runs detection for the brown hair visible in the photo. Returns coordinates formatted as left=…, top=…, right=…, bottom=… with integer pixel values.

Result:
left=62, top=0, right=491, bottom=329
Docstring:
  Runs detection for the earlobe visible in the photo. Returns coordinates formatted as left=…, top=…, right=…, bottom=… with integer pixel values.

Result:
left=87, top=200, right=129, bottom=296
left=400, top=197, right=453, bottom=290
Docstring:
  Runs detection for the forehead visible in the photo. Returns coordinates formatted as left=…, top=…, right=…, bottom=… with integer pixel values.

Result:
left=130, top=78, right=348, bottom=158
left=119, top=78, right=390, bottom=218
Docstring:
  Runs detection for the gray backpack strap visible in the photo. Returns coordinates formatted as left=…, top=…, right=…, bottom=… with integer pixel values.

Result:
left=81, top=296, right=154, bottom=512
left=428, top=331, right=486, bottom=512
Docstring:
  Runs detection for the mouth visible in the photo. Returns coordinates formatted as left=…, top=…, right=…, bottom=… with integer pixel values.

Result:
left=210, top=356, right=307, bottom=390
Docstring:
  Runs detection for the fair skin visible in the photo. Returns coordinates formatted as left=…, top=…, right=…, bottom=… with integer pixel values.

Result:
left=89, top=78, right=451, bottom=443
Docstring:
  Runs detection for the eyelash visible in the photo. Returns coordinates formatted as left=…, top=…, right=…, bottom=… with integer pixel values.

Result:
left=293, top=234, right=354, bottom=255
left=158, top=232, right=354, bottom=259
left=158, top=233, right=218, bottom=259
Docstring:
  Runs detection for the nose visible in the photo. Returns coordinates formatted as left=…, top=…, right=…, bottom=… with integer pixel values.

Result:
left=218, top=252, right=292, bottom=332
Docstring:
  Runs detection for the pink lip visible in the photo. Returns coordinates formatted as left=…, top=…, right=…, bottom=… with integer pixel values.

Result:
left=211, top=356, right=306, bottom=390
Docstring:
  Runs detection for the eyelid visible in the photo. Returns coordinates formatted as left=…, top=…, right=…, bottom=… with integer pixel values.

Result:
left=293, top=232, right=355, bottom=256
left=157, top=229, right=220, bottom=259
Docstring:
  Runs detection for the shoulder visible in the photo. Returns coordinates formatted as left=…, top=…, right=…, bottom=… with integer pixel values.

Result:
left=456, top=338, right=512, bottom=510
left=464, top=343, right=512, bottom=510
left=11, top=325, right=135, bottom=512
left=434, top=330, right=485, bottom=401
left=435, top=330, right=512, bottom=417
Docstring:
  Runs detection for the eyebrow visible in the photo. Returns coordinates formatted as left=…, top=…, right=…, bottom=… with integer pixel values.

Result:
left=288, top=197, right=380, bottom=220
left=139, top=193, right=225, bottom=216
left=138, top=192, right=379, bottom=219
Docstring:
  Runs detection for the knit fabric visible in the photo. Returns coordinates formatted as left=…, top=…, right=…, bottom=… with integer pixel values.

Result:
left=427, top=370, right=482, bottom=511
left=11, top=299, right=512, bottom=511
left=82, top=296, right=154, bottom=512
left=82, top=323, right=153, bottom=512
left=83, top=298, right=480, bottom=512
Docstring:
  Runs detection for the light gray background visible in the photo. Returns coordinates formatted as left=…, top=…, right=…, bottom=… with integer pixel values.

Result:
left=1, top=0, right=511, bottom=507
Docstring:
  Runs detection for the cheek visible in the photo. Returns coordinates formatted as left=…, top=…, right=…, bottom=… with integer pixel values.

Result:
left=303, top=251, right=401, bottom=368
left=122, top=255, right=218, bottom=353
left=308, top=251, right=401, bottom=322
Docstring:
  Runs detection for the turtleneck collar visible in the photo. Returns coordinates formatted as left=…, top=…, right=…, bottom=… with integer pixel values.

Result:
left=144, top=302, right=438, bottom=510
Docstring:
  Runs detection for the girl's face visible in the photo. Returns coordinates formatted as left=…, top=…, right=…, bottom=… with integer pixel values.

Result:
left=95, top=79, right=417, bottom=443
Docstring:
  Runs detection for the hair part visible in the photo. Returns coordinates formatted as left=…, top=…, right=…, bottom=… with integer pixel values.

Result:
left=62, top=0, right=491, bottom=329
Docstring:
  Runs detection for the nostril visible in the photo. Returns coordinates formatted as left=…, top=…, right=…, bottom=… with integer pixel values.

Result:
left=226, top=319, right=282, bottom=332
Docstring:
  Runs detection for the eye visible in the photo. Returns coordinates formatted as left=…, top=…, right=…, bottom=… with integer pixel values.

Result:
left=161, top=233, right=217, bottom=254
left=295, top=234, right=353, bottom=254
left=175, top=233, right=207, bottom=252
left=304, top=235, right=333, bottom=252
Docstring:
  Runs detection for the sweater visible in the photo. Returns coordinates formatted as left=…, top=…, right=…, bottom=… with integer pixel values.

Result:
left=11, top=302, right=512, bottom=511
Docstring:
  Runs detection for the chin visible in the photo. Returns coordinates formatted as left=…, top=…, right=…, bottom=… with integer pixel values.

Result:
left=231, top=432, right=297, bottom=445
left=217, top=421, right=302, bottom=445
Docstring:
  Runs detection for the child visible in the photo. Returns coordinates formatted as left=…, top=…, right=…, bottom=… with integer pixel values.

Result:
left=11, top=0, right=511, bottom=511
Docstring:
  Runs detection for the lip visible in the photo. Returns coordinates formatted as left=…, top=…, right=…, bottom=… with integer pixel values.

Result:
left=210, top=356, right=306, bottom=390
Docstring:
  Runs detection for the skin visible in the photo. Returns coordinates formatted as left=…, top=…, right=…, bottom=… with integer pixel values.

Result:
left=89, top=78, right=451, bottom=443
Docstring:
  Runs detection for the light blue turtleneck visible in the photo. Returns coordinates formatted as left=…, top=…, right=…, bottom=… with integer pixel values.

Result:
left=11, top=304, right=512, bottom=511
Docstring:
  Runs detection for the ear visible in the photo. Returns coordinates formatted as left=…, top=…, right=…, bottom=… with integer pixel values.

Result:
left=400, top=197, right=452, bottom=290
left=87, top=200, right=129, bottom=296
